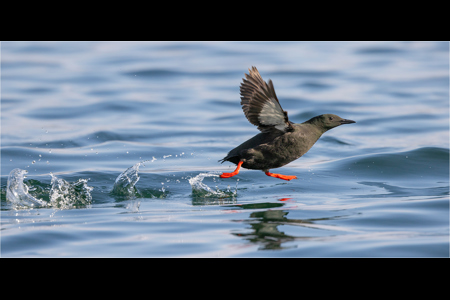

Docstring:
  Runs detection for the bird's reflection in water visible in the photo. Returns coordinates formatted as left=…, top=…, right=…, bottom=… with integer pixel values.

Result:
left=191, top=196, right=237, bottom=206
left=229, top=200, right=335, bottom=251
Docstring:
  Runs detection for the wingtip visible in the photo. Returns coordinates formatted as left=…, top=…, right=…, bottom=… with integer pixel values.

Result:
left=248, top=66, right=259, bottom=76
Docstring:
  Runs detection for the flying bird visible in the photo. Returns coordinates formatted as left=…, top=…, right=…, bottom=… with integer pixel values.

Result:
left=219, top=66, right=355, bottom=181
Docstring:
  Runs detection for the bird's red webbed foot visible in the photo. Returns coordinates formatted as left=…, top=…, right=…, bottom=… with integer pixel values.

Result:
left=220, top=161, right=243, bottom=178
left=265, top=171, right=297, bottom=181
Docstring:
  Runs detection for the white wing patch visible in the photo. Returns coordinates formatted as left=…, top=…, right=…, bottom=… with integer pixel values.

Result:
left=258, top=99, right=286, bottom=131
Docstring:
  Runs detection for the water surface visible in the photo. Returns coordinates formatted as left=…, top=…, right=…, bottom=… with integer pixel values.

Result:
left=1, top=41, right=448, bottom=257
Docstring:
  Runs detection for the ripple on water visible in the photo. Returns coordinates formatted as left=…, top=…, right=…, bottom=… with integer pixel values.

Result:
left=325, top=147, right=449, bottom=183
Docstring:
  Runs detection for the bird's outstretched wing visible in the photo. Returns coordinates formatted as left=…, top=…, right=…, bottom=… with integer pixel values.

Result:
left=240, top=66, right=293, bottom=133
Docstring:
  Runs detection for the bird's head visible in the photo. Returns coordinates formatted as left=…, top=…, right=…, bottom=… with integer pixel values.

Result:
left=306, top=114, right=355, bottom=131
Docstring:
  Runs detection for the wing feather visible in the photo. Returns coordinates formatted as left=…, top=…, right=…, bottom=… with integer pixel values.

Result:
left=240, top=66, right=292, bottom=133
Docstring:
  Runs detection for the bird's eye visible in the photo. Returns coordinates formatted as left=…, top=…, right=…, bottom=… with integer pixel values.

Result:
left=329, top=116, right=333, bottom=121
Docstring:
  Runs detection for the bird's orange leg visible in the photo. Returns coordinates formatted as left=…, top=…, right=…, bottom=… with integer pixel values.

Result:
left=220, top=161, right=243, bottom=178
left=265, top=171, right=297, bottom=181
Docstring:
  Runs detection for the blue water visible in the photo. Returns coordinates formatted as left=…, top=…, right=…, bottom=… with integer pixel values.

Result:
left=1, top=41, right=449, bottom=257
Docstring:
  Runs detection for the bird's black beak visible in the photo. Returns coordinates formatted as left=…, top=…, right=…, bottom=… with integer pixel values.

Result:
left=340, top=119, right=356, bottom=125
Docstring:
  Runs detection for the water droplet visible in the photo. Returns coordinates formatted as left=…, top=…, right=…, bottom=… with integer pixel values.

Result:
left=32, top=160, right=36, bottom=164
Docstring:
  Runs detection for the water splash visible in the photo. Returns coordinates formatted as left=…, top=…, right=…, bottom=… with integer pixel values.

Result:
left=6, top=168, right=47, bottom=208
left=6, top=168, right=93, bottom=210
left=49, top=174, right=94, bottom=209
left=111, top=162, right=143, bottom=197
left=111, top=161, right=168, bottom=199
left=188, top=172, right=238, bottom=199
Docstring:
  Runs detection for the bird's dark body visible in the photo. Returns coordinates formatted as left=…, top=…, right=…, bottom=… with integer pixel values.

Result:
left=220, top=122, right=323, bottom=171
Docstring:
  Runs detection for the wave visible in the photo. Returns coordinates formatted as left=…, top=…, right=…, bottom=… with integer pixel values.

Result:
left=123, top=68, right=238, bottom=79
left=323, top=147, right=449, bottom=181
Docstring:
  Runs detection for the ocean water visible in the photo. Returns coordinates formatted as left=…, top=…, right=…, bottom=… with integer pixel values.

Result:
left=1, top=41, right=448, bottom=257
